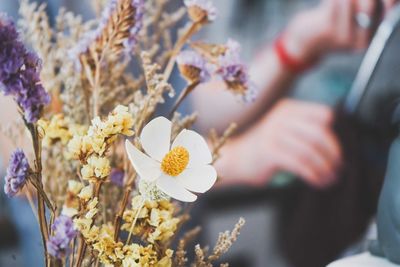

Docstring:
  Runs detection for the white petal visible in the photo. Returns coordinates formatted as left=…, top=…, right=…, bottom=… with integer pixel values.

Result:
left=140, top=117, right=172, bottom=162
left=156, top=175, right=197, bottom=202
left=125, top=140, right=161, bottom=182
left=176, top=165, right=217, bottom=193
left=172, top=129, right=212, bottom=168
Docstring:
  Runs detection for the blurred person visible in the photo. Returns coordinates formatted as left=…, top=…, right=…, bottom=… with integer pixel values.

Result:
left=190, top=0, right=398, bottom=267
left=192, top=0, right=397, bottom=188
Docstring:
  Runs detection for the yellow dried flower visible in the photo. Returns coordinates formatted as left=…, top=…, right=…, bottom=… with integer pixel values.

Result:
left=88, top=135, right=108, bottom=155
left=74, top=218, right=92, bottom=236
left=67, top=135, right=93, bottom=160
left=88, top=105, right=134, bottom=141
left=68, top=105, right=134, bottom=169
left=69, top=124, right=88, bottom=136
left=78, top=184, right=94, bottom=201
left=157, top=249, right=173, bottom=267
left=81, top=155, right=111, bottom=181
left=109, top=105, right=135, bottom=136
left=93, top=224, right=125, bottom=265
left=85, top=197, right=99, bottom=219
left=85, top=225, right=100, bottom=243
left=122, top=196, right=180, bottom=244
left=88, top=117, right=112, bottom=137
left=68, top=180, right=84, bottom=195
left=38, top=114, right=72, bottom=146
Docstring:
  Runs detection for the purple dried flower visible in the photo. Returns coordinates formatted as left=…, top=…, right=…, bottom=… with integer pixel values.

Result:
left=47, top=216, right=77, bottom=259
left=217, top=39, right=256, bottom=101
left=124, top=0, right=145, bottom=52
left=177, top=50, right=210, bottom=83
left=184, top=0, right=217, bottom=22
left=0, top=14, right=50, bottom=123
left=110, top=168, right=124, bottom=187
left=4, top=149, right=30, bottom=197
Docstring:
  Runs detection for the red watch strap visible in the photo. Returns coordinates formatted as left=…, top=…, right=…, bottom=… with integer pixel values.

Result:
left=274, top=35, right=313, bottom=73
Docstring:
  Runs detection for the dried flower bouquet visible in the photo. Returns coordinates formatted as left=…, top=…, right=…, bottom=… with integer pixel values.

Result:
left=0, top=0, right=254, bottom=266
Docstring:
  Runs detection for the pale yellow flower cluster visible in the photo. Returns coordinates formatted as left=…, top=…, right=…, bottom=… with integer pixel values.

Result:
left=122, top=196, right=180, bottom=244
left=68, top=105, right=134, bottom=159
left=73, top=196, right=100, bottom=243
left=38, top=114, right=86, bottom=147
left=62, top=181, right=97, bottom=218
left=74, top=206, right=172, bottom=267
left=67, top=105, right=134, bottom=182
left=78, top=184, right=94, bottom=201
left=61, top=180, right=85, bottom=217
left=66, top=105, right=175, bottom=265
left=121, top=245, right=173, bottom=267
left=80, top=156, right=111, bottom=181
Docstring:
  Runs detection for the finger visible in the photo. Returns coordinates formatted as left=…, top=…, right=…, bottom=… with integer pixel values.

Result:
left=273, top=148, right=328, bottom=188
left=282, top=99, right=335, bottom=125
left=383, top=0, right=397, bottom=13
left=284, top=118, right=343, bottom=169
left=277, top=131, right=338, bottom=184
left=354, top=0, right=376, bottom=49
left=336, top=0, right=356, bottom=48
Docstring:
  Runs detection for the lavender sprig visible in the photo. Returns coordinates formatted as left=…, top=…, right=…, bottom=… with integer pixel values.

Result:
left=0, top=14, right=50, bottom=123
left=110, top=168, right=125, bottom=187
left=217, top=39, right=257, bottom=102
left=4, top=149, right=30, bottom=197
left=47, top=215, right=77, bottom=259
left=124, top=0, right=145, bottom=52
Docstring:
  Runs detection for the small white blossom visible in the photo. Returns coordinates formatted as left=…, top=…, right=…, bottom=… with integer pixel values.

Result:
left=126, top=117, right=217, bottom=202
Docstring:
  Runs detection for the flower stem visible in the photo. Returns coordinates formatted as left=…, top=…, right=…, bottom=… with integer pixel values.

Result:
left=125, top=197, right=145, bottom=245
left=169, top=82, right=200, bottom=117
left=163, top=22, right=201, bottom=82
left=37, top=191, right=49, bottom=266
left=75, top=234, right=86, bottom=267
left=24, top=188, right=39, bottom=223
left=113, top=186, right=132, bottom=242
left=27, top=123, right=50, bottom=267
left=29, top=177, right=55, bottom=212
left=76, top=181, right=103, bottom=267
left=92, top=59, right=102, bottom=118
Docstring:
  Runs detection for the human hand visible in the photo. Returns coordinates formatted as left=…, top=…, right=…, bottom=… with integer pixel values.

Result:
left=217, top=99, right=342, bottom=189
left=282, top=0, right=394, bottom=66
left=383, top=0, right=398, bottom=12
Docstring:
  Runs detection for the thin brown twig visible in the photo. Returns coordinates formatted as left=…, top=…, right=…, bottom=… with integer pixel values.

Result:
left=75, top=234, right=86, bottom=267
left=25, top=188, right=39, bottom=223
left=70, top=238, right=76, bottom=267
left=113, top=186, right=132, bottom=241
left=169, top=82, right=200, bottom=117
left=125, top=196, right=145, bottom=245
left=29, top=176, right=55, bottom=212
left=26, top=122, right=50, bottom=267
left=163, top=22, right=201, bottom=82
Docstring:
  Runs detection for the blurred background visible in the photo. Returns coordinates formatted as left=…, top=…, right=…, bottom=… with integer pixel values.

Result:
left=0, top=0, right=397, bottom=266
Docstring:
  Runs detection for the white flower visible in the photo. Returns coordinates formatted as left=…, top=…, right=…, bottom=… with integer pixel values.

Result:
left=125, top=117, right=217, bottom=202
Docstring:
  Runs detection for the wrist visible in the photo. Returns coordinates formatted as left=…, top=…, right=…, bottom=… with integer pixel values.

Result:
left=274, top=33, right=318, bottom=73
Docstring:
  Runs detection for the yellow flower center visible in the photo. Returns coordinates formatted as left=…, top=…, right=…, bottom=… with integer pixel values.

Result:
left=161, top=146, right=189, bottom=176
